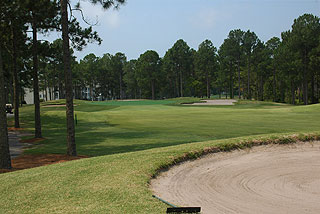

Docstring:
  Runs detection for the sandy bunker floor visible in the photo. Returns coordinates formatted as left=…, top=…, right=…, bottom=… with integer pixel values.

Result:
left=151, top=142, right=320, bottom=214
left=184, top=99, right=237, bottom=105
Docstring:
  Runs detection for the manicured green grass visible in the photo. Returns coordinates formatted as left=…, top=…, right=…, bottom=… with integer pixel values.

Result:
left=20, top=99, right=320, bottom=156
left=88, top=99, right=175, bottom=106
left=1, top=99, right=320, bottom=213
left=1, top=133, right=319, bottom=213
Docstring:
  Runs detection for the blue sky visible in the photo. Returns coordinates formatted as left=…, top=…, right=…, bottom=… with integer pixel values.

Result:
left=48, top=0, right=320, bottom=60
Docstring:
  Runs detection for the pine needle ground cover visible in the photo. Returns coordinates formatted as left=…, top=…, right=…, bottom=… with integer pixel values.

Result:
left=1, top=99, right=320, bottom=213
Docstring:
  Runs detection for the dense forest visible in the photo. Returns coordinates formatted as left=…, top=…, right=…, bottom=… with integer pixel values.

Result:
left=2, top=12, right=320, bottom=106
left=1, top=0, right=127, bottom=167
left=73, top=13, right=319, bottom=105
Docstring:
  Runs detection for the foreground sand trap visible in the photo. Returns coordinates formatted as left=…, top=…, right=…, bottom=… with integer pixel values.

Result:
left=184, top=99, right=237, bottom=105
left=151, top=142, right=320, bottom=214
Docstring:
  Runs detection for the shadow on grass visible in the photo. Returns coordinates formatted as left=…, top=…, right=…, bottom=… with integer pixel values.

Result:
left=40, top=104, right=119, bottom=113
left=76, top=140, right=182, bottom=156
left=75, top=104, right=119, bottom=112
left=30, top=130, right=181, bottom=157
left=27, top=113, right=179, bottom=157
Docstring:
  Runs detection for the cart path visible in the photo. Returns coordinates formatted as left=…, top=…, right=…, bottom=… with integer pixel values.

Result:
left=151, top=142, right=320, bottom=214
left=8, top=131, right=32, bottom=159
left=7, top=113, right=32, bottom=159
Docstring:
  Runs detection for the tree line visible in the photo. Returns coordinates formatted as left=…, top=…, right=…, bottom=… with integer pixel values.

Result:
left=38, top=13, right=319, bottom=105
left=1, top=0, right=125, bottom=169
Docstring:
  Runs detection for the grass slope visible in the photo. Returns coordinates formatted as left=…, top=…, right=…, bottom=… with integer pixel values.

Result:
left=1, top=133, right=320, bottom=213
left=1, top=99, right=320, bottom=213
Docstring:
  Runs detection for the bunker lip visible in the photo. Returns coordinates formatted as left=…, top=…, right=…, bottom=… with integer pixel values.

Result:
left=151, top=141, right=320, bottom=214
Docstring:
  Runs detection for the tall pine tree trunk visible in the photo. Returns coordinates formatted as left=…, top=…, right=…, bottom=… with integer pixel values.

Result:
left=61, top=0, right=76, bottom=156
left=311, top=71, right=315, bottom=104
left=32, top=15, right=42, bottom=138
left=0, top=44, right=12, bottom=169
left=206, top=72, right=210, bottom=98
left=11, top=25, right=20, bottom=128
left=273, top=66, right=276, bottom=102
left=44, top=78, right=48, bottom=101
left=225, top=86, right=228, bottom=99
left=180, top=69, right=183, bottom=97
left=247, top=57, right=251, bottom=100
left=260, top=75, right=264, bottom=101
left=90, top=83, right=93, bottom=101
left=20, top=86, right=24, bottom=107
left=4, top=81, right=9, bottom=104
left=175, top=73, right=179, bottom=97
left=59, top=78, right=63, bottom=99
left=119, top=73, right=123, bottom=99
left=49, top=87, right=52, bottom=100
left=238, top=61, right=241, bottom=99
left=299, top=85, right=302, bottom=103
left=303, top=49, right=308, bottom=105
left=280, top=81, right=285, bottom=103
left=316, top=75, right=319, bottom=103
left=9, top=78, right=14, bottom=105
left=229, top=64, right=233, bottom=99
left=151, top=80, right=155, bottom=100
left=291, top=79, right=295, bottom=105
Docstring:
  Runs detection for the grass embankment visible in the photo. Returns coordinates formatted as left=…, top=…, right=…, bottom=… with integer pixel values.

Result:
left=1, top=133, right=320, bottom=213
left=1, top=99, right=320, bottom=213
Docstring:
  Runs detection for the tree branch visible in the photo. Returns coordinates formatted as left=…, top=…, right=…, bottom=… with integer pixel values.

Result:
left=68, top=2, right=73, bottom=22
left=71, top=8, right=98, bottom=26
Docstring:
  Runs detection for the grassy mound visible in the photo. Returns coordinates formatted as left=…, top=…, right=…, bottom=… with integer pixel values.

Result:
left=1, top=133, right=319, bottom=213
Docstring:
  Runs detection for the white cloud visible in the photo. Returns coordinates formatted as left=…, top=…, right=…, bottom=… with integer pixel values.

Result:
left=103, top=11, right=120, bottom=28
left=191, top=8, right=231, bottom=30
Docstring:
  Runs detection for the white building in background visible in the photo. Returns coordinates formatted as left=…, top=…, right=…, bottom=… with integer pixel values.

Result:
left=23, top=86, right=104, bottom=104
left=80, top=86, right=104, bottom=101
left=24, top=87, right=59, bottom=104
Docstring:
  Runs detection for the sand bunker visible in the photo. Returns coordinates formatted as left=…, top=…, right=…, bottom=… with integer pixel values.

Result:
left=184, top=99, right=237, bottom=105
left=151, top=142, right=320, bottom=214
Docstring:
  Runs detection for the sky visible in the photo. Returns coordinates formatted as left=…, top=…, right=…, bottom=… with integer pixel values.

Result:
left=42, top=0, right=320, bottom=61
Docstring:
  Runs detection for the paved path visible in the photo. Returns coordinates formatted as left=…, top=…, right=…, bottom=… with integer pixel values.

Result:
left=8, top=131, right=24, bottom=159
left=7, top=113, right=31, bottom=159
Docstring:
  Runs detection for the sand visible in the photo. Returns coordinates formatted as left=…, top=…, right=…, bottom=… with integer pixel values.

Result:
left=151, top=142, right=320, bottom=214
left=184, top=99, right=237, bottom=105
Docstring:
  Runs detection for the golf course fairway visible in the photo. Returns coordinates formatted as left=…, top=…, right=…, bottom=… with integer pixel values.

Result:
left=1, top=99, right=320, bottom=213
